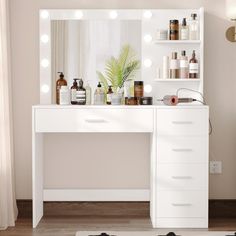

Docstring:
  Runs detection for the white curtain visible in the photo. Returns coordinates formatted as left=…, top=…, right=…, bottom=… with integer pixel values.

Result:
left=0, top=0, right=18, bottom=230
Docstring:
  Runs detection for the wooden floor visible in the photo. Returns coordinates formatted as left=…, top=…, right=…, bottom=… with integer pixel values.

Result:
left=1, top=217, right=236, bottom=236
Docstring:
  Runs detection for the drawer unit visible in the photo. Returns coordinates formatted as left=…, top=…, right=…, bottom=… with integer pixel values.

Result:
left=156, top=163, right=208, bottom=190
left=156, top=190, right=207, bottom=218
left=156, top=108, right=208, bottom=136
left=34, top=108, right=154, bottom=133
left=156, top=136, right=208, bottom=163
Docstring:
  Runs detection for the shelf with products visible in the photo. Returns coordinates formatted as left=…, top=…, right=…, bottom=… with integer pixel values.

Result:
left=153, top=40, right=201, bottom=44
left=154, top=78, right=201, bottom=82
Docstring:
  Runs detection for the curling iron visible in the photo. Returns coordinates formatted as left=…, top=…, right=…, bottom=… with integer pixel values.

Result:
left=157, top=95, right=197, bottom=106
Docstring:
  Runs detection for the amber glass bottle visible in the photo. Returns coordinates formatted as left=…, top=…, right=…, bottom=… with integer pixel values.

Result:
left=56, top=72, right=67, bottom=104
left=189, top=50, right=199, bottom=78
left=106, top=86, right=113, bottom=105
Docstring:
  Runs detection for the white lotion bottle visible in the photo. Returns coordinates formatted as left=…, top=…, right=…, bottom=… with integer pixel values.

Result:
left=163, top=56, right=169, bottom=79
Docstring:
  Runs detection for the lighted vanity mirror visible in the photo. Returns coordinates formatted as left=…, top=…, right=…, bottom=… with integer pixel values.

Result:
left=39, top=9, right=146, bottom=104
left=50, top=20, right=141, bottom=103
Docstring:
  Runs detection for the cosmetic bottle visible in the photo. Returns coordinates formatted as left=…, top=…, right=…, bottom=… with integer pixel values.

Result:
left=76, top=79, right=86, bottom=105
left=189, top=13, right=199, bottom=40
left=56, top=72, right=67, bottom=104
left=71, top=78, right=79, bottom=105
left=169, top=20, right=179, bottom=40
left=85, top=82, right=92, bottom=105
left=180, top=18, right=189, bottom=40
left=59, top=86, right=70, bottom=105
left=170, top=52, right=179, bottom=79
left=94, top=82, right=105, bottom=105
left=106, top=86, right=113, bottom=105
left=179, top=50, right=189, bottom=78
left=189, top=50, right=199, bottom=78
left=163, top=56, right=169, bottom=78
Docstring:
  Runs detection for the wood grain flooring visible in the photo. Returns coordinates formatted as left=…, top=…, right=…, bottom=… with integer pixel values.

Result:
left=1, top=217, right=236, bottom=236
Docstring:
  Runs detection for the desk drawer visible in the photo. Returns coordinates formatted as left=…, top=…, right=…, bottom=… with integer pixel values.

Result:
left=156, top=108, right=208, bottom=135
left=34, top=108, right=154, bottom=132
left=156, top=163, right=207, bottom=190
left=157, top=136, right=208, bottom=163
left=156, top=190, right=207, bottom=218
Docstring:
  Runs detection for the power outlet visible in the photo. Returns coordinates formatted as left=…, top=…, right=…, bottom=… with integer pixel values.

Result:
left=210, top=161, right=222, bottom=174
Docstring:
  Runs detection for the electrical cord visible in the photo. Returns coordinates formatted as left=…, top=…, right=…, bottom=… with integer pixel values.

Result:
left=175, top=88, right=213, bottom=135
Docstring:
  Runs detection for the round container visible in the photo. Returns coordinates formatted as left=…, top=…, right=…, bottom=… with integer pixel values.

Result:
left=125, top=97, right=138, bottom=105
left=134, top=81, right=144, bottom=98
left=140, top=97, right=153, bottom=105
left=169, top=20, right=179, bottom=40
left=157, top=29, right=168, bottom=40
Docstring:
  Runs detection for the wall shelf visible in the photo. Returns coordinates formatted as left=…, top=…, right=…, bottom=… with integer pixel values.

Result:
left=153, top=40, right=201, bottom=44
left=154, top=78, right=201, bottom=82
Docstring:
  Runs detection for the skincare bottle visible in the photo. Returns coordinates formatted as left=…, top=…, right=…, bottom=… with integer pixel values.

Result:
left=180, top=18, right=189, bottom=40
left=94, top=82, right=105, bottom=105
left=106, top=86, right=113, bottom=105
left=76, top=79, right=86, bottom=105
left=163, top=56, right=169, bottom=78
left=179, top=50, right=189, bottom=78
left=59, top=86, right=70, bottom=105
left=189, top=50, right=198, bottom=78
left=170, top=52, right=179, bottom=79
left=85, top=82, right=92, bottom=105
left=189, top=13, right=199, bottom=40
left=71, top=78, right=79, bottom=105
left=56, top=72, right=67, bottom=104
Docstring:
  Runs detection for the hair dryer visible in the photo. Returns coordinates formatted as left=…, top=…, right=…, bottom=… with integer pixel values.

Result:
left=158, top=95, right=197, bottom=106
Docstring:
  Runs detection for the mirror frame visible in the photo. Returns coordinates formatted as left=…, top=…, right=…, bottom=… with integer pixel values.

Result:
left=39, top=9, right=151, bottom=104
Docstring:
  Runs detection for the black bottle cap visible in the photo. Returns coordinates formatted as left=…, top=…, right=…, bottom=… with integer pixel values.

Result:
left=181, top=50, right=186, bottom=56
left=134, top=81, right=143, bottom=86
left=73, top=78, right=79, bottom=85
left=182, top=18, right=187, bottom=26
left=191, top=13, right=197, bottom=20
left=58, top=72, right=64, bottom=78
left=98, top=82, right=102, bottom=87
left=170, top=19, right=179, bottom=24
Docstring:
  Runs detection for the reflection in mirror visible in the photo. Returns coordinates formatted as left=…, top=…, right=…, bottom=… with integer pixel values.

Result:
left=51, top=20, right=141, bottom=103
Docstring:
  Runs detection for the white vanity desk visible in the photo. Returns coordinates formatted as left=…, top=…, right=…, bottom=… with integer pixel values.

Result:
left=32, top=104, right=209, bottom=228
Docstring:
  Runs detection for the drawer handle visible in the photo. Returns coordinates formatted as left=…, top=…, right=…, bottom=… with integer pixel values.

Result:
left=172, top=176, right=192, bottom=180
left=172, top=148, right=193, bottom=152
left=172, top=203, right=192, bottom=207
left=85, top=119, right=107, bottom=123
left=172, top=121, right=193, bottom=125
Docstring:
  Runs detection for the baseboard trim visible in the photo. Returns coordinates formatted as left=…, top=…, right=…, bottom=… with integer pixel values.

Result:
left=43, top=189, right=150, bottom=201
left=16, top=199, right=236, bottom=219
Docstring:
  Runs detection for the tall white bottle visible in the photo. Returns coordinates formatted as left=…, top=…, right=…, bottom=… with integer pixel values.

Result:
left=189, top=13, right=199, bottom=40
left=163, top=56, right=169, bottom=79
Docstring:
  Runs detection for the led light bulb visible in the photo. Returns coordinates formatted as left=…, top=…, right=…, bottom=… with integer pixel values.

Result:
left=41, top=59, right=49, bottom=68
left=75, top=10, right=83, bottom=19
left=41, top=34, right=49, bottom=43
left=109, top=10, right=118, bottom=19
left=144, top=34, right=152, bottom=43
left=143, top=10, right=152, bottom=19
left=41, top=84, right=50, bottom=93
left=144, top=59, right=152, bottom=67
left=144, top=84, right=152, bottom=93
left=41, top=10, right=49, bottom=19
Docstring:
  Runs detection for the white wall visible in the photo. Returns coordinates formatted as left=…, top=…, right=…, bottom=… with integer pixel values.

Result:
left=9, top=0, right=236, bottom=199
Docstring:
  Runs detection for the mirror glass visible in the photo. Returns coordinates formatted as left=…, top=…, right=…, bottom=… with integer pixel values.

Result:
left=51, top=20, right=141, bottom=102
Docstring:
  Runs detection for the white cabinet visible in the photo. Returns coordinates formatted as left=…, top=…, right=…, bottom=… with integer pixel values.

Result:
left=151, top=107, right=209, bottom=228
left=32, top=105, right=209, bottom=228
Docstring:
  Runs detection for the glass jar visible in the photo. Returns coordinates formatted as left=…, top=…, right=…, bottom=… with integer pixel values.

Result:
left=134, top=81, right=144, bottom=98
left=169, top=20, right=179, bottom=40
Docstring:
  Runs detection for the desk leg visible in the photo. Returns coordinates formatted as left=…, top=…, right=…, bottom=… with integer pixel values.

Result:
left=32, top=132, right=44, bottom=228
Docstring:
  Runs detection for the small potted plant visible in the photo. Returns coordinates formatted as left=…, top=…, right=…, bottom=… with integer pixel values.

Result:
left=97, top=44, right=140, bottom=105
